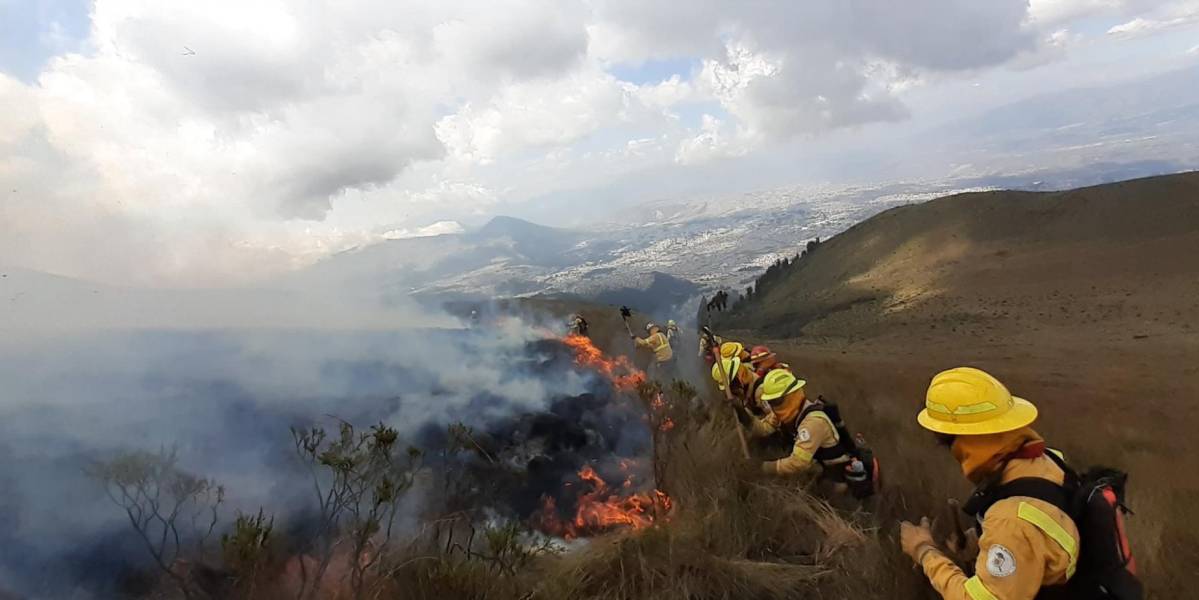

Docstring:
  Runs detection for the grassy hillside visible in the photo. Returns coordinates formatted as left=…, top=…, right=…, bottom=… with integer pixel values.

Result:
left=726, top=172, right=1199, bottom=339
left=715, top=171, right=1199, bottom=598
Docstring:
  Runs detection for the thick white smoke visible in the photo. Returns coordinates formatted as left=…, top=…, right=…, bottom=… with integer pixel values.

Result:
left=0, top=285, right=600, bottom=597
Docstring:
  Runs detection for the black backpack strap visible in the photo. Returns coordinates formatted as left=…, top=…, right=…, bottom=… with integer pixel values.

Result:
left=964, top=476, right=1072, bottom=525
left=1040, top=449, right=1081, bottom=488
left=794, top=402, right=853, bottom=464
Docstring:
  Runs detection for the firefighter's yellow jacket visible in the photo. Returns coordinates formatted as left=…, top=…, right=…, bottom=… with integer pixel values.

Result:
left=635, top=331, right=673, bottom=363
left=747, top=398, right=845, bottom=476
left=919, top=452, right=1081, bottom=600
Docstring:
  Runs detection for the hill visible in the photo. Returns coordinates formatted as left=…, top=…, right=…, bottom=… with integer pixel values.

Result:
left=716, top=171, right=1199, bottom=597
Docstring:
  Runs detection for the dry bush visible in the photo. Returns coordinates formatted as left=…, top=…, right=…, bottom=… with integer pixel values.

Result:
left=93, top=386, right=929, bottom=600
left=90, top=447, right=225, bottom=600
left=290, top=420, right=423, bottom=600
left=220, top=509, right=282, bottom=597
left=376, top=515, right=559, bottom=600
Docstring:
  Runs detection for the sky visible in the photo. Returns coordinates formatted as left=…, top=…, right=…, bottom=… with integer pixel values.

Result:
left=2, top=0, right=1199, bottom=287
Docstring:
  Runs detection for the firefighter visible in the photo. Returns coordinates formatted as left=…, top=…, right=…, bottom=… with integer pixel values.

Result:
left=698, top=327, right=723, bottom=366
left=634, top=322, right=674, bottom=379
left=711, top=352, right=758, bottom=408
left=735, top=370, right=855, bottom=486
left=748, top=345, right=791, bottom=378
left=665, top=319, right=680, bottom=345
left=900, top=367, right=1080, bottom=600
left=720, top=341, right=751, bottom=362
left=567, top=313, right=589, bottom=337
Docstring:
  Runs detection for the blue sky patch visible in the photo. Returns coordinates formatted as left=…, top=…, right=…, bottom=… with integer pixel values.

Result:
left=1, top=0, right=91, bottom=81
left=609, top=57, right=699, bottom=85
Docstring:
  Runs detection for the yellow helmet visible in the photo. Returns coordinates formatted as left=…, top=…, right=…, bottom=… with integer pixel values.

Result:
left=711, top=357, right=742, bottom=391
left=759, top=369, right=805, bottom=402
left=917, top=367, right=1038, bottom=435
left=719, top=342, right=744, bottom=360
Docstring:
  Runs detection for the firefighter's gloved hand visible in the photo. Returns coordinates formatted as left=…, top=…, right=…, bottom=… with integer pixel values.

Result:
left=899, top=517, right=937, bottom=564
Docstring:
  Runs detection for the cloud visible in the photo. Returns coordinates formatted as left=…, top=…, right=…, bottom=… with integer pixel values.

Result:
left=1105, top=1, right=1199, bottom=37
left=592, top=1, right=1035, bottom=142
left=1107, top=14, right=1199, bottom=36
left=3, top=0, right=1153, bottom=285
left=674, top=114, right=748, bottom=165
left=1030, top=0, right=1125, bottom=25
left=435, top=68, right=628, bottom=165
left=380, top=220, right=465, bottom=240
left=1028, top=0, right=1184, bottom=26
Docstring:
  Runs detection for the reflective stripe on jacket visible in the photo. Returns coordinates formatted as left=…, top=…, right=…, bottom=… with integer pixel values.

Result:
left=751, top=407, right=842, bottom=476
left=636, top=332, right=673, bottom=362
left=920, top=455, right=1080, bottom=600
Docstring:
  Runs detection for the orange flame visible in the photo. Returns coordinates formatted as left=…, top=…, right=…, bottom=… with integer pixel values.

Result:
left=561, top=334, right=646, bottom=390
left=532, top=463, right=672, bottom=539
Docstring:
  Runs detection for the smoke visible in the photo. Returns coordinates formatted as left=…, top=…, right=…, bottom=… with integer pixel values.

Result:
left=0, top=286, right=628, bottom=597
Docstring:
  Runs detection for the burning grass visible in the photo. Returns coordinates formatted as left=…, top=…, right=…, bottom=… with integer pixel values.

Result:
left=88, top=332, right=913, bottom=600
left=531, top=464, right=673, bottom=539
left=561, top=333, right=646, bottom=390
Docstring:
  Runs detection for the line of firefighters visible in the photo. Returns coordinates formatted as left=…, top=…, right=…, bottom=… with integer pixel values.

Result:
left=595, top=316, right=1140, bottom=600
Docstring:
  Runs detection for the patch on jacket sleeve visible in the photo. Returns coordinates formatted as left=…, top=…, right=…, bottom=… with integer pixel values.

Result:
left=986, top=544, right=1017, bottom=578
left=796, top=428, right=811, bottom=442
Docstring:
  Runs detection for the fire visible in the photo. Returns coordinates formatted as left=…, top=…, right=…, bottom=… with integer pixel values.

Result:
left=532, top=463, right=672, bottom=539
left=561, top=334, right=646, bottom=390
left=647, top=392, right=675, bottom=432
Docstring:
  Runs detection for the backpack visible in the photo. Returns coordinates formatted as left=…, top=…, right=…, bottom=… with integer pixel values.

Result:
left=963, top=452, right=1142, bottom=600
left=798, top=396, right=881, bottom=499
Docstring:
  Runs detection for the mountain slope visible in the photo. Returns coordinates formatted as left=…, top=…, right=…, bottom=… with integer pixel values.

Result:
left=728, top=171, right=1199, bottom=340
left=715, top=171, right=1199, bottom=598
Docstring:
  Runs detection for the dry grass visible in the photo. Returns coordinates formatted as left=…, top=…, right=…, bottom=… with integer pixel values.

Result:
left=366, top=389, right=926, bottom=600
left=757, top=348, right=1192, bottom=600
left=527, top=397, right=922, bottom=600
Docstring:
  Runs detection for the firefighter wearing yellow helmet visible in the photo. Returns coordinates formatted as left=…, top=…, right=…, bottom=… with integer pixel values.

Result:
left=710, top=349, right=757, bottom=408
left=698, top=327, right=723, bottom=366
left=634, top=322, right=674, bottom=379
left=900, top=367, right=1082, bottom=600
left=735, top=369, right=855, bottom=480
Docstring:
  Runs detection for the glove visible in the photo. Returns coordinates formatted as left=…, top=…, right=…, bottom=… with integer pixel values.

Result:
left=899, top=517, right=937, bottom=565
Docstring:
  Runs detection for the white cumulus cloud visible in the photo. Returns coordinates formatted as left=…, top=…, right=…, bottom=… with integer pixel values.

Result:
left=2, top=0, right=1181, bottom=286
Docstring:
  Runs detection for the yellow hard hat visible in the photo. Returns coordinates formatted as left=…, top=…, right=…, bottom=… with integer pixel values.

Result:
left=719, top=342, right=744, bottom=359
left=711, top=357, right=742, bottom=390
left=759, top=369, right=805, bottom=402
left=917, top=367, right=1038, bottom=435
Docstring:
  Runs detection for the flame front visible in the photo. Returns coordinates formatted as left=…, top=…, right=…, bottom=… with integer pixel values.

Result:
left=532, top=463, right=672, bottom=539
left=561, top=334, right=646, bottom=390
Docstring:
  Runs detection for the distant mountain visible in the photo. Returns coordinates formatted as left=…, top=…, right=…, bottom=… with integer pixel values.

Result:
left=288, top=216, right=622, bottom=300
left=287, top=194, right=931, bottom=307
left=291, top=165, right=1182, bottom=309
